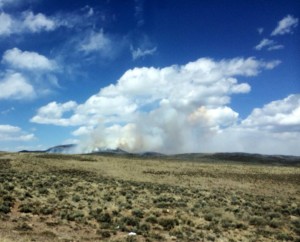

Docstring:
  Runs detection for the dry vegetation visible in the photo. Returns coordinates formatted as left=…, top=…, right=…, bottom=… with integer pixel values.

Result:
left=0, top=152, right=299, bottom=241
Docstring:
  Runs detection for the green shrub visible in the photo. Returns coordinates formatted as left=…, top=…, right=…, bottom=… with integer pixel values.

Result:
left=19, top=204, right=33, bottom=213
left=90, top=208, right=103, bottom=218
left=97, top=229, right=111, bottom=238
left=292, top=218, right=300, bottom=228
left=221, top=219, right=233, bottom=229
left=3, top=195, right=14, bottom=203
left=204, top=213, right=214, bottom=222
left=16, top=222, right=33, bottom=231
left=145, top=215, right=158, bottom=224
left=267, top=212, right=281, bottom=219
left=235, top=222, right=247, bottom=229
left=40, top=206, right=54, bottom=215
left=268, top=219, right=283, bottom=228
left=249, top=216, right=267, bottom=226
left=291, top=207, right=300, bottom=216
left=132, top=209, right=144, bottom=218
left=158, top=218, right=179, bottom=230
left=57, top=189, right=67, bottom=201
left=0, top=204, right=10, bottom=213
left=72, top=194, right=81, bottom=202
left=97, top=212, right=111, bottom=223
left=126, top=236, right=138, bottom=242
left=276, top=232, right=293, bottom=240
left=63, top=210, right=84, bottom=221
left=4, top=182, right=14, bottom=191
left=122, top=216, right=140, bottom=227
left=38, top=187, right=49, bottom=195
left=139, top=223, right=150, bottom=232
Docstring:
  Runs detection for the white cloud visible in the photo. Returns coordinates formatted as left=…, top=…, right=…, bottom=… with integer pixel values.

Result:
left=242, top=94, right=300, bottom=132
left=0, top=11, right=57, bottom=36
left=31, top=57, right=283, bottom=154
left=131, top=46, right=157, bottom=60
left=263, top=60, right=281, bottom=69
left=206, top=94, right=300, bottom=155
left=79, top=30, right=112, bottom=55
left=254, top=38, right=275, bottom=50
left=2, top=48, right=56, bottom=70
left=271, top=15, right=299, bottom=36
left=30, top=101, right=78, bottom=126
left=198, top=125, right=300, bottom=156
left=0, top=48, right=59, bottom=99
left=0, top=124, right=35, bottom=141
left=0, top=72, right=35, bottom=100
left=22, top=11, right=56, bottom=32
left=72, top=126, right=93, bottom=136
left=188, top=106, right=238, bottom=128
left=154, top=94, right=300, bottom=155
left=254, top=38, right=284, bottom=51
left=0, top=12, right=12, bottom=36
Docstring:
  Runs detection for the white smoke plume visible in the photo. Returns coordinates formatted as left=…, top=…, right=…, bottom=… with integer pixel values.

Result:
left=30, top=57, right=300, bottom=155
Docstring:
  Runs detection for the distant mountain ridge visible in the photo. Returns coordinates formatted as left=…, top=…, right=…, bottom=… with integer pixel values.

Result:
left=19, top=144, right=76, bottom=154
left=172, top=152, right=300, bottom=166
left=45, top=144, right=76, bottom=154
left=18, top=144, right=300, bottom=166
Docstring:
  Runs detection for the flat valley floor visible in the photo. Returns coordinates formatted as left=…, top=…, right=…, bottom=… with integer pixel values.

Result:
left=0, top=152, right=299, bottom=241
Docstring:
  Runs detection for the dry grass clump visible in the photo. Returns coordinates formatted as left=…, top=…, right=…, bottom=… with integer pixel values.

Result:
left=0, top=153, right=299, bottom=241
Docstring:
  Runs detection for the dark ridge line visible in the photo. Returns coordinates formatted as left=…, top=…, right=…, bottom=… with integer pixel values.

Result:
left=18, top=145, right=300, bottom=166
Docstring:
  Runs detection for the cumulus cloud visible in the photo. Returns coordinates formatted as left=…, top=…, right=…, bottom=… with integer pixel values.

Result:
left=2, top=48, right=56, bottom=70
left=0, top=124, right=35, bottom=141
left=0, top=48, right=59, bottom=99
left=30, top=101, right=78, bottom=126
left=22, top=11, right=56, bottom=32
left=206, top=94, right=300, bottom=155
left=271, top=15, right=299, bottom=36
left=0, top=72, right=35, bottom=100
left=31, top=57, right=282, bottom=154
left=242, top=94, right=300, bottom=132
left=131, top=46, right=157, bottom=60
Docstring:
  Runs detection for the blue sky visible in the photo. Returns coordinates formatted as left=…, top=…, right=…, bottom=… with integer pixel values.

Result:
left=0, top=0, right=299, bottom=155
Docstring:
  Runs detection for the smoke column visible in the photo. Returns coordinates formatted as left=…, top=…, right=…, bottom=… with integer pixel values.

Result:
left=73, top=57, right=274, bottom=154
